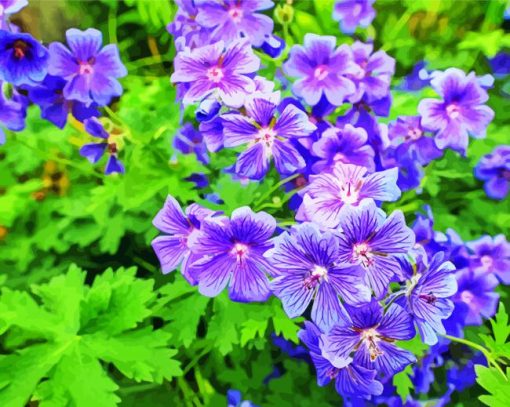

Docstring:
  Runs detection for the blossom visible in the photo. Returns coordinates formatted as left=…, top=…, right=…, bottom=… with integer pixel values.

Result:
left=79, top=117, right=124, bottom=175
left=221, top=96, right=316, bottom=179
left=380, top=148, right=425, bottom=192
left=323, top=301, right=416, bottom=377
left=48, top=28, right=127, bottom=106
left=296, top=164, right=401, bottom=229
left=474, top=145, right=510, bottom=200
left=151, top=195, right=214, bottom=284
left=311, top=124, right=375, bottom=173
left=399, top=252, right=457, bottom=345
left=189, top=207, right=276, bottom=302
left=199, top=116, right=224, bottom=152
left=336, top=200, right=415, bottom=298
left=299, top=321, right=383, bottom=399
left=171, top=39, right=259, bottom=107
left=467, top=235, right=510, bottom=284
left=283, top=34, right=357, bottom=106
left=269, top=223, right=371, bottom=331
left=418, top=68, right=494, bottom=154
left=0, top=30, right=48, bottom=85
left=453, top=268, right=499, bottom=326
left=332, top=0, right=376, bottom=34
left=173, top=122, right=209, bottom=164
left=0, top=81, right=26, bottom=144
left=195, top=0, right=274, bottom=47
left=167, top=0, right=211, bottom=50
left=347, top=41, right=395, bottom=104
left=399, top=60, right=430, bottom=91
left=0, top=0, right=28, bottom=29
left=388, top=116, right=443, bottom=166
left=26, top=75, right=99, bottom=129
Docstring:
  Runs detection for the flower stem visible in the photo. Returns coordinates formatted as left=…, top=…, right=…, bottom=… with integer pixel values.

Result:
left=254, top=173, right=299, bottom=209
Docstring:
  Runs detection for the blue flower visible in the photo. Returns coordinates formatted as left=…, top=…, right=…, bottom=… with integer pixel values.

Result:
left=333, top=0, right=376, bottom=34
left=173, top=122, right=209, bottom=165
left=0, top=80, right=26, bottom=144
left=0, top=29, right=48, bottom=85
left=474, top=145, right=510, bottom=200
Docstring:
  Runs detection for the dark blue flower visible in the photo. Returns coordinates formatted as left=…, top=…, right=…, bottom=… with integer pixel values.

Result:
left=260, top=34, right=285, bottom=58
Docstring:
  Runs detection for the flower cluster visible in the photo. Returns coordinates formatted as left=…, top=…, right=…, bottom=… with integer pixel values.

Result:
left=0, top=4, right=126, bottom=173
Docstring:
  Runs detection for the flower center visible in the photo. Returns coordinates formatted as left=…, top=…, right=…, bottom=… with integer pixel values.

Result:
left=352, top=242, right=373, bottom=267
left=256, top=127, right=276, bottom=148
left=231, top=242, right=249, bottom=261
left=206, top=66, right=224, bottom=83
left=360, top=328, right=383, bottom=361
left=406, top=127, right=423, bottom=141
left=419, top=293, right=437, bottom=304
left=352, top=3, right=363, bottom=17
left=303, top=265, right=328, bottom=289
left=339, top=180, right=362, bottom=205
left=314, top=65, right=329, bottom=81
left=460, top=290, right=474, bottom=304
left=13, top=40, right=28, bottom=59
left=480, top=255, right=493, bottom=269
left=228, top=6, right=243, bottom=23
left=446, top=103, right=461, bottom=119
left=79, top=62, right=94, bottom=75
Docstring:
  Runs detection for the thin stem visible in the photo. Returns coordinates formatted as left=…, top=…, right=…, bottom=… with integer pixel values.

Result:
left=182, top=346, right=213, bottom=376
left=133, top=256, right=159, bottom=274
left=119, top=383, right=161, bottom=395
left=254, top=173, right=299, bottom=208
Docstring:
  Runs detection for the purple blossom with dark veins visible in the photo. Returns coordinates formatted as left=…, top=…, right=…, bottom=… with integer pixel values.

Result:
left=283, top=34, right=357, bottom=106
left=474, top=145, right=510, bottom=200
left=221, top=96, right=316, bottom=180
left=467, top=234, right=510, bottom=284
left=0, top=30, right=48, bottom=86
left=332, top=0, right=376, bottom=34
left=323, top=300, right=416, bottom=377
left=48, top=28, right=127, bottom=106
left=347, top=41, right=395, bottom=105
left=380, top=148, right=425, bottom=192
left=195, top=0, right=274, bottom=47
left=199, top=115, right=224, bottom=152
left=418, top=68, right=494, bottom=155
left=388, top=116, right=443, bottom=166
left=167, top=0, right=212, bottom=50
left=171, top=39, right=259, bottom=108
left=268, top=223, right=371, bottom=332
left=79, top=117, right=124, bottom=175
left=173, top=122, right=209, bottom=164
left=452, top=268, right=499, bottom=326
left=296, top=163, right=400, bottom=229
left=336, top=200, right=415, bottom=298
left=189, top=207, right=276, bottom=302
left=299, top=321, right=383, bottom=399
left=398, top=252, right=457, bottom=345
left=311, top=124, right=376, bottom=173
left=152, top=195, right=215, bottom=284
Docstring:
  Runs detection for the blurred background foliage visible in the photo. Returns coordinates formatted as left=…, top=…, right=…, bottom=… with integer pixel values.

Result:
left=1, top=0, right=509, bottom=406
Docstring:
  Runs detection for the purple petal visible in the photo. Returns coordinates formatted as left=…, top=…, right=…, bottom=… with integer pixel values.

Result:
left=66, top=28, right=102, bottom=61
left=84, top=117, right=108, bottom=139
left=151, top=235, right=188, bottom=274
left=79, top=142, right=106, bottom=163
left=152, top=195, right=190, bottom=234
left=222, top=113, right=259, bottom=147
left=272, top=139, right=305, bottom=175
left=94, top=44, right=127, bottom=77
left=196, top=253, right=235, bottom=297
left=104, top=155, right=124, bottom=174
left=48, top=42, right=77, bottom=77
left=311, top=282, right=346, bottom=332
left=235, top=142, right=270, bottom=180
left=378, top=303, right=415, bottom=340
left=245, top=97, right=276, bottom=127
left=274, top=104, right=316, bottom=138
left=229, top=259, right=271, bottom=302
left=271, top=274, right=314, bottom=318
left=370, top=210, right=415, bottom=253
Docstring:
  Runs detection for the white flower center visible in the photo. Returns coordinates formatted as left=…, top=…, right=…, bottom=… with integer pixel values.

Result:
left=231, top=242, right=249, bottom=261
left=352, top=4, right=362, bottom=17
left=314, top=65, right=329, bottom=81
left=79, top=62, right=94, bottom=75
left=352, top=242, right=373, bottom=267
left=361, top=328, right=383, bottom=361
left=407, top=127, right=423, bottom=141
left=446, top=103, right=461, bottom=119
left=480, top=255, right=493, bottom=269
left=460, top=290, right=474, bottom=304
left=228, top=7, right=244, bottom=23
left=206, top=66, right=224, bottom=83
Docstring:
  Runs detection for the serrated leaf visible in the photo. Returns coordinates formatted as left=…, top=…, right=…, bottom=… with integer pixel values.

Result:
left=393, top=365, right=413, bottom=402
left=475, top=365, right=510, bottom=407
left=480, top=303, right=510, bottom=361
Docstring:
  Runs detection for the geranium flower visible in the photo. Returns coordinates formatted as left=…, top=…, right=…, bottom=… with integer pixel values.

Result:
left=467, top=234, right=510, bottom=284
left=332, top=0, right=376, bottom=34
left=474, top=145, right=510, bottom=200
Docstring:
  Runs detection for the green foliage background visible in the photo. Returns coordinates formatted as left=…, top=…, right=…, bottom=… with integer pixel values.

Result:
left=0, top=0, right=509, bottom=406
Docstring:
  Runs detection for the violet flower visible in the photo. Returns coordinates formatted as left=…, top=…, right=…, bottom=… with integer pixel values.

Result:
left=269, top=223, right=371, bottom=332
left=467, top=234, right=510, bottom=284
left=283, top=34, right=357, bottom=106
left=221, top=96, right=316, bottom=180
left=171, top=39, right=259, bottom=107
left=173, top=122, right=209, bottom=165
left=332, top=0, right=376, bottom=34
left=418, top=68, right=494, bottom=154
left=474, top=145, right=510, bottom=200
left=0, top=80, right=26, bottom=144
left=0, top=0, right=28, bottom=29
left=296, top=163, right=401, bottom=229
left=189, top=207, right=276, bottom=302
left=48, top=28, right=127, bottom=106
left=152, top=195, right=215, bottom=284
left=336, top=200, right=415, bottom=298
left=323, top=300, right=416, bottom=377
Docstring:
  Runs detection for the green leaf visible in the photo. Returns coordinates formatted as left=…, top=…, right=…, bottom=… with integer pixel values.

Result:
left=393, top=365, right=413, bottom=402
left=475, top=365, right=510, bottom=407
left=480, top=303, right=510, bottom=361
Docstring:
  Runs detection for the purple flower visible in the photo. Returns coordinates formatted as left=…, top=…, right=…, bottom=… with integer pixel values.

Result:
left=173, top=122, right=209, bottom=164
left=152, top=195, right=214, bottom=284
left=171, top=39, right=259, bottom=107
left=0, top=81, right=26, bottom=143
left=296, top=164, right=400, bottom=229
left=323, top=301, right=416, bottom=377
left=299, top=321, right=383, bottom=399
left=380, top=148, right=424, bottom=192
left=347, top=41, right=395, bottom=105
left=418, top=68, right=494, bottom=154
left=199, top=115, right=224, bottom=152
left=336, top=200, right=415, bottom=298
left=168, top=0, right=211, bottom=50
left=26, top=75, right=99, bottom=129
left=467, top=235, right=510, bottom=284
left=0, top=30, right=48, bottom=85
left=488, top=52, right=510, bottom=76
left=283, top=34, right=357, bottom=106
left=189, top=207, right=276, bottom=302
left=311, top=124, right=375, bottom=173
left=399, top=252, right=457, bottom=345
left=260, top=34, right=285, bottom=58
left=332, top=0, right=376, bottom=34
left=399, top=61, right=430, bottom=91
left=269, top=223, right=371, bottom=331
left=453, top=268, right=499, bottom=326
left=474, top=145, right=510, bottom=200
left=388, top=116, right=443, bottom=166
left=0, top=0, right=27, bottom=29
left=79, top=117, right=124, bottom=175
left=48, top=28, right=127, bottom=106
left=195, top=0, right=274, bottom=47
left=221, top=96, right=316, bottom=180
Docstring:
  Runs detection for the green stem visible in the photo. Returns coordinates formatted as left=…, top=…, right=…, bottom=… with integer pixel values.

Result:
left=182, top=346, right=213, bottom=376
left=133, top=256, right=158, bottom=274
left=119, top=383, right=161, bottom=395
left=254, top=173, right=299, bottom=208
left=108, top=3, right=118, bottom=44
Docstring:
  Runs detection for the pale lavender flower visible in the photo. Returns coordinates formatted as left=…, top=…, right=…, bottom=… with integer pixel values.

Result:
left=333, top=0, right=376, bottom=34
left=467, top=235, right=510, bottom=284
left=474, top=145, right=510, bottom=200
